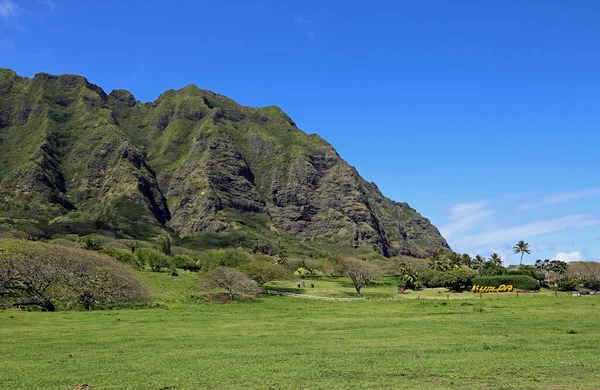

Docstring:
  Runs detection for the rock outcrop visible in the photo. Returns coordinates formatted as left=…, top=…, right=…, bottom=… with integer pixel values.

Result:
left=0, top=69, right=450, bottom=257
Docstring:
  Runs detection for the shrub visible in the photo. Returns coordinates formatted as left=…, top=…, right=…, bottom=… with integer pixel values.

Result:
left=75, top=235, right=101, bottom=250
left=135, top=248, right=172, bottom=272
left=419, top=269, right=444, bottom=288
left=557, top=278, right=579, bottom=292
left=99, top=248, right=137, bottom=265
left=436, top=268, right=474, bottom=291
left=238, top=261, right=291, bottom=286
left=197, top=249, right=252, bottom=271
left=0, top=239, right=151, bottom=311
left=471, top=275, right=540, bottom=291
left=172, top=254, right=195, bottom=269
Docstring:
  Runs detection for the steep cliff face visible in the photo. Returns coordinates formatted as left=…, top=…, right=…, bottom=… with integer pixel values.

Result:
left=0, top=69, right=449, bottom=257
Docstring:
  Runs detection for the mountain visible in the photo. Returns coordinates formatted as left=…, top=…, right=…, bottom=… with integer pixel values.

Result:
left=0, top=69, right=450, bottom=258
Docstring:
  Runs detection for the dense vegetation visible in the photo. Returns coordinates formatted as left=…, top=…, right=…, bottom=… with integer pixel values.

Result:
left=471, top=275, right=540, bottom=291
left=0, top=68, right=449, bottom=259
left=0, top=239, right=150, bottom=310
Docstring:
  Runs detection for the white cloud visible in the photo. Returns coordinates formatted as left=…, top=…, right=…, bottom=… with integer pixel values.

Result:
left=452, top=214, right=600, bottom=248
left=38, top=0, right=56, bottom=11
left=555, top=252, right=582, bottom=262
left=306, top=30, right=316, bottom=40
left=439, top=201, right=494, bottom=239
left=0, top=0, right=17, bottom=18
left=518, top=188, right=600, bottom=210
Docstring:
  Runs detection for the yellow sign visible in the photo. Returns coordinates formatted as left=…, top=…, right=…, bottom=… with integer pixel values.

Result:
left=472, top=284, right=513, bottom=293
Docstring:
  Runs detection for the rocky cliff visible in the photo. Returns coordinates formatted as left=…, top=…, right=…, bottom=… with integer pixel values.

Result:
left=0, top=69, right=450, bottom=257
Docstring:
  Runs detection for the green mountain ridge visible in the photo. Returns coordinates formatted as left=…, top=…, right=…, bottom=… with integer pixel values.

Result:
left=0, top=69, right=450, bottom=257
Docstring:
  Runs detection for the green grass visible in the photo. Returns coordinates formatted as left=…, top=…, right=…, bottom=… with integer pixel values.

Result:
left=265, top=277, right=565, bottom=300
left=1, top=271, right=600, bottom=389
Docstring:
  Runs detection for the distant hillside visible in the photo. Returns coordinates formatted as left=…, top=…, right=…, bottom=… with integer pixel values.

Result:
left=0, top=69, right=450, bottom=257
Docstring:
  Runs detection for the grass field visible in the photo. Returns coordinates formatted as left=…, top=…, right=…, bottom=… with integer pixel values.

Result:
left=1, top=273, right=599, bottom=389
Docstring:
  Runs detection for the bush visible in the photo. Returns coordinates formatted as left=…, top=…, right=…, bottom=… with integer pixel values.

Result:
left=197, top=249, right=252, bottom=271
left=471, top=275, right=540, bottom=291
left=0, top=239, right=151, bottom=311
left=238, top=261, right=291, bottom=286
left=557, top=278, right=579, bottom=292
left=75, top=235, right=101, bottom=250
left=172, top=254, right=195, bottom=269
left=436, top=268, right=474, bottom=291
left=419, top=269, right=443, bottom=288
left=99, top=248, right=137, bottom=265
left=135, top=248, right=172, bottom=272
left=507, top=265, right=545, bottom=281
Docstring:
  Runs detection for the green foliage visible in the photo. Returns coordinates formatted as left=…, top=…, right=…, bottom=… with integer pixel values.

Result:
left=155, top=235, right=172, bottom=256
left=419, top=269, right=473, bottom=291
left=567, top=262, right=600, bottom=290
left=172, top=254, right=195, bottom=269
left=507, top=265, right=545, bottom=281
left=197, top=249, right=252, bottom=271
left=0, top=239, right=150, bottom=310
left=134, top=248, right=172, bottom=272
left=557, top=278, right=579, bottom=292
left=479, top=261, right=506, bottom=276
left=238, top=261, right=292, bottom=286
left=472, top=275, right=540, bottom=291
left=99, top=248, right=137, bottom=265
left=75, top=235, right=101, bottom=250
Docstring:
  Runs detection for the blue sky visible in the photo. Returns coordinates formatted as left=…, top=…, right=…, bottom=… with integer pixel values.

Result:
left=1, top=0, right=599, bottom=264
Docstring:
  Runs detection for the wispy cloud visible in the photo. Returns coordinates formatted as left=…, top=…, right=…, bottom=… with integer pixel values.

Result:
left=38, top=0, right=56, bottom=11
left=0, top=0, right=17, bottom=18
left=452, top=214, right=600, bottom=248
left=306, top=30, right=316, bottom=40
left=294, top=16, right=308, bottom=24
left=518, top=188, right=600, bottom=210
left=439, top=201, right=494, bottom=240
left=555, top=251, right=582, bottom=262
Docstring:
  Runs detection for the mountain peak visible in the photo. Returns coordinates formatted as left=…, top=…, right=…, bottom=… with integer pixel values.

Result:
left=0, top=69, right=449, bottom=257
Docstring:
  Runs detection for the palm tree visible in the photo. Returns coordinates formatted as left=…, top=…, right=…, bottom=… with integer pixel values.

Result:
left=513, top=240, right=531, bottom=266
left=472, top=255, right=486, bottom=270
left=397, top=263, right=418, bottom=290
left=461, top=253, right=472, bottom=267
left=490, top=253, right=503, bottom=266
left=448, top=252, right=463, bottom=269
left=549, top=260, right=568, bottom=282
left=428, top=249, right=448, bottom=271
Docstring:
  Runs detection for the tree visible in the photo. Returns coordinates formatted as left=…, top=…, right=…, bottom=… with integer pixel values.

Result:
left=513, top=240, right=531, bottom=266
left=428, top=249, right=448, bottom=271
left=397, top=263, right=419, bottom=290
left=201, top=267, right=259, bottom=300
left=437, top=268, right=474, bottom=291
left=135, top=248, right=172, bottom=272
left=568, top=262, right=600, bottom=290
left=472, top=255, right=486, bottom=271
left=0, top=239, right=150, bottom=311
left=238, top=261, right=291, bottom=286
left=338, top=258, right=376, bottom=295
left=155, top=235, right=172, bottom=256
left=448, top=253, right=463, bottom=269
left=549, top=260, right=568, bottom=281
left=490, top=253, right=503, bottom=266
left=462, top=253, right=473, bottom=267
left=275, top=242, right=288, bottom=266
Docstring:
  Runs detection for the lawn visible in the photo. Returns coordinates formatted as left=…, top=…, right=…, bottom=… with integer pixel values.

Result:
left=1, top=272, right=599, bottom=389
left=264, top=276, right=566, bottom=300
